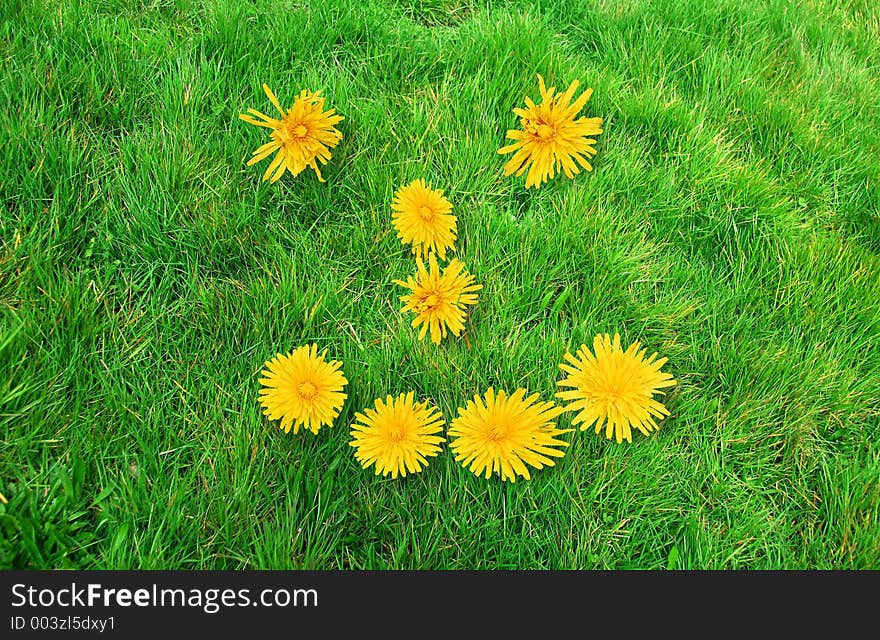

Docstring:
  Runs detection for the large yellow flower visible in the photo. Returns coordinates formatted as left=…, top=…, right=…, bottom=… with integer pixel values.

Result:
left=239, top=83, right=344, bottom=183
left=258, top=344, right=348, bottom=435
left=556, top=333, right=676, bottom=443
left=498, top=74, right=603, bottom=189
left=391, top=179, right=458, bottom=261
left=448, top=388, right=570, bottom=482
left=349, top=392, right=446, bottom=479
left=393, top=253, right=482, bottom=345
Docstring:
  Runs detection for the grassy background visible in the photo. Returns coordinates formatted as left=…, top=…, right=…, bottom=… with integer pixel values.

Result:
left=1, top=0, right=878, bottom=569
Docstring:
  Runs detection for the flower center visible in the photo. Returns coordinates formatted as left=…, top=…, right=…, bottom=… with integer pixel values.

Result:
left=418, top=205, right=435, bottom=222
left=601, top=379, right=637, bottom=411
left=298, top=381, right=318, bottom=400
left=487, top=423, right=507, bottom=442
left=535, top=123, right=556, bottom=141
left=290, top=123, right=308, bottom=139
left=416, top=290, right=443, bottom=313
left=387, top=423, right=407, bottom=443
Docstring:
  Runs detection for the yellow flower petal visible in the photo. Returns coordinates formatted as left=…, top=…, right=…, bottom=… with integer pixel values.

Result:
left=257, top=344, right=348, bottom=435
left=498, top=74, right=603, bottom=189
left=556, top=333, right=676, bottom=443
left=448, top=388, right=570, bottom=483
left=240, top=84, right=344, bottom=183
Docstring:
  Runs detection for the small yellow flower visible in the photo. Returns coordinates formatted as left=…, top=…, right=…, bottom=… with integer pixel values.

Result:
left=240, top=83, right=344, bottom=183
left=556, top=333, right=677, bottom=443
left=448, top=388, right=570, bottom=482
left=391, top=179, right=458, bottom=261
left=393, top=253, right=482, bottom=345
left=258, top=344, right=348, bottom=435
left=498, top=74, right=603, bottom=189
left=349, top=392, right=446, bottom=479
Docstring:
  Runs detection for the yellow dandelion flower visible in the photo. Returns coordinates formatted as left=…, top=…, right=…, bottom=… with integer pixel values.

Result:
left=239, top=83, right=344, bottom=183
left=498, top=74, right=603, bottom=189
left=349, top=392, right=446, bottom=479
left=393, top=253, right=482, bottom=345
left=556, top=333, right=677, bottom=443
left=258, top=344, right=348, bottom=435
left=391, top=179, right=458, bottom=261
left=448, top=388, right=570, bottom=482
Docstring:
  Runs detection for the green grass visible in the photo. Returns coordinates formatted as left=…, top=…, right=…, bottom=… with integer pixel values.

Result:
left=1, top=0, right=878, bottom=570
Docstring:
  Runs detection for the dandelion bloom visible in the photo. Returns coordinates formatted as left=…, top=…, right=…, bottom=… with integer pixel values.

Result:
left=556, top=333, right=676, bottom=443
left=240, top=83, right=343, bottom=183
left=349, top=392, right=446, bottom=479
left=258, top=344, right=348, bottom=435
left=391, top=179, right=458, bottom=260
left=498, top=74, right=603, bottom=189
left=393, top=253, right=482, bottom=345
left=448, top=388, right=570, bottom=482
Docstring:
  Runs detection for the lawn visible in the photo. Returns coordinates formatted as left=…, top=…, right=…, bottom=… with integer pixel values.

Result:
left=1, top=0, right=878, bottom=569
